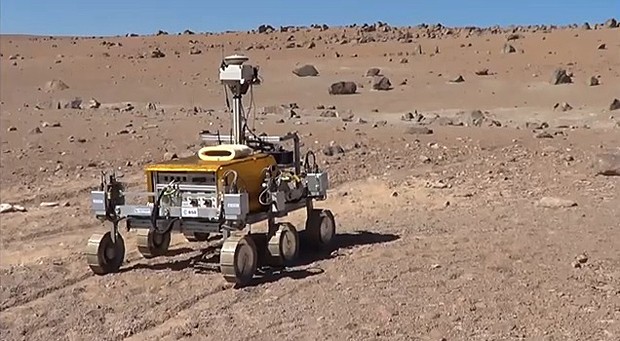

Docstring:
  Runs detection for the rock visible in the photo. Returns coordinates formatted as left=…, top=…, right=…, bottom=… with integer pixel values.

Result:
left=88, top=98, right=101, bottom=109
left=593, top=153, right=620, bottom=176
left=405, top=126, right=433, bottom=135
left=1, top=203, right=14, bottom=213
left=43, top=79, right=69, bottom=92
left=365, top=68, right=381, bottom=77
left=550, top=68, right=572, bottom=85
left=553, top=102, right=573, bottom=112
left=536, top=197, right=577, bottom=208
left=372, top=76, right=392, bottom=90
left=30, top=127, right=42, bottom=134
left=189, top=46, right=202, bottom=55
left=322, top=145, right=345, bottom=156
left=293, top=64, right=319, bottom=77
left=40, top=202, right=60, bottom=208
left=588, top=76, right=600, bottom=86
left=450, top=75, right=465, bottom=83
left=329, top=81, right=357, bottom=95
left=502, top=43, right=517, bottom=54
left=399, top=58, right=408, bottom=64
left=597, top=43, right=607, bottom=50
left=610, top=98, right=620, bottom=111
left=7, top=126, right=17, bottom=132
left=146, top=102, right=157, bottom=111
left=475, top=68, right=490, bottom=76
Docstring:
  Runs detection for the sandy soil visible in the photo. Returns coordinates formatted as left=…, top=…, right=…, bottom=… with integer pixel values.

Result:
left=1, top=21, right=619, bottom=341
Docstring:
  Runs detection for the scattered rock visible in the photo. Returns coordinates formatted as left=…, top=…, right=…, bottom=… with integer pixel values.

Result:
left=572, top=253, right=589, bottom=268
left=163, top=152, right=179, bottom=161
left=1, top=203, right=14, bottom=213
left=1, top=203, right=26, bottom=213
left=502, top=43, right=517, bottom=54
left=588, top=76, right=600, bottom=86
left=293, top=64, right=319, bottom=77
left=405, top=126, right=433, bottom=135
left=535, top=131, right=554, bottom=139
left=609, top=98, right=620, bottom=111
left=151, top=48, right=165, bottom=58
left=365, top=68, right=381, bottom=77
left=550, top=68, right=572, bottom=85
left=553, top=102, right=573, bottom=112
left=475, top=69, right=490, bottom=76
left=320, top=110, right=338, bottom=118
left=322, top=145, right=345, bottom=156
left=43, top=79, right=69, bottom=92
left=371, top=76, right=392, bottom=90
left=455, top=110, right=500, bottom=127
left=88, top=98, right=101, bottom=109
left=450, top=75, right=465, bottom=83
left=536, top=197, right=577, bottom=208
left=329, top=81, right=357, bottom=95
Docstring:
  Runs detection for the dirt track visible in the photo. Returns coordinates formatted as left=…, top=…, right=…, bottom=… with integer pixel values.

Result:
left=1, top=21, right=620, bottom=340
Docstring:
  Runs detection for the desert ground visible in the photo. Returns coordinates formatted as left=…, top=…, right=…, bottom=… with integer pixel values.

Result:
left=1, top=19, right=619, bottom=341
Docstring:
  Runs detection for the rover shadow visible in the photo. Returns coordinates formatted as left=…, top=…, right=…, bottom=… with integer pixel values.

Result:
left=239, top=230, right=400, bottom=288
left=119, top=230, right=400, bottom=287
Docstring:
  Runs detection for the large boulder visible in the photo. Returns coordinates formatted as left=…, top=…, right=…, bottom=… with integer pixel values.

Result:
left=593, top=153, right=620, bottom=176
left=292, top=64, right=319, bottom=77
left=365, top=68, right=381, bottom=77
left=610, top=98, right=620, bottom=111
left=604, top=18, right=618, bottom=28
left=329, top=81, right=357, bottom=95
left=371, top=76, right=392, bottom=90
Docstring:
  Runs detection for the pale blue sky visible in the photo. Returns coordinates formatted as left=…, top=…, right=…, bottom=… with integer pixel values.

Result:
left=0, top=0, right=618, bottom=36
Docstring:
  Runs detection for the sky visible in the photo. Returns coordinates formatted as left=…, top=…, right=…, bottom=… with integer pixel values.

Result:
left=0, top=0, right=618, bottom=36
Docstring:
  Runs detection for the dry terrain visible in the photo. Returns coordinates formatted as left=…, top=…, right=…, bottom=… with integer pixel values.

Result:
left=1, top=20, right=620, bottom=341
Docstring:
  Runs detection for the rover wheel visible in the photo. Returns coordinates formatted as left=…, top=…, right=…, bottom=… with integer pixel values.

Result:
left=268, top=222, right=299, bottom=266
left=305, top=209, right=336, bottom=250
left=86, top=231, right=125, bottom=275
left=219, top=234, right=258, bottom=286
left=184, top=232, right=210, bottom=242
left=137, top=229, right=171, bottom=258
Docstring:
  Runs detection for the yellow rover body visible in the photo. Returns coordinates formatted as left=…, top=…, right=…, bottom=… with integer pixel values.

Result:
left=144, top=152, right=277, bottom=213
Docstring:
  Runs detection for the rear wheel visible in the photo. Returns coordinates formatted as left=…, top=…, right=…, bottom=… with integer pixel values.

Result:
left=268, top=222, right=300, bottom=266
left=184, top=232, right=210, bottom=242
left=305, top=209, right=336, bottom=251
left=137, top=229, right=171, bottom=258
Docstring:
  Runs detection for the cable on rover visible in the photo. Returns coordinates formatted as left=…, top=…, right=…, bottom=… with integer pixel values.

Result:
left=303, top=150, right=319, bottom=173
left=150, top=180, right=179, bottom=234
